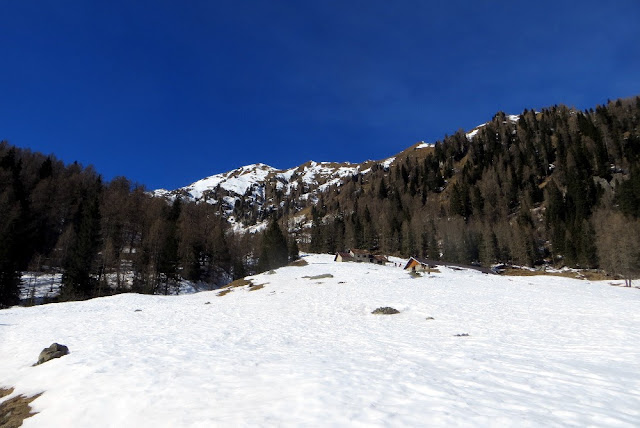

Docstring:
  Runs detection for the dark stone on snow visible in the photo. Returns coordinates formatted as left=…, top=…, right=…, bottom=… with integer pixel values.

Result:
left=303, top=274, right=334, bottom=280
left=425, top=317, right=435, bottom=320
left=35, top=343, right=69, bottom=366
left=454, top=333, right=470, bottom=337
left=372, top=307, right=400, bottom=315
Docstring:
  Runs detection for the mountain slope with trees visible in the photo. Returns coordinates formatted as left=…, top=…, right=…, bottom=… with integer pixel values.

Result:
left=0, top=144, right=291, bottom=306
left=301, top=97, right=640, bottom=283
left=2, top=96, right=640, bottom=306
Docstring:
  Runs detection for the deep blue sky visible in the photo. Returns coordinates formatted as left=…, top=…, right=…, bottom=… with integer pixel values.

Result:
left=1, top=1, right=639, bottom=190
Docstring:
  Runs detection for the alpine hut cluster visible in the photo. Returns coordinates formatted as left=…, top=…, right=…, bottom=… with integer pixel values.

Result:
left=334, top=249, right=389, bottom=265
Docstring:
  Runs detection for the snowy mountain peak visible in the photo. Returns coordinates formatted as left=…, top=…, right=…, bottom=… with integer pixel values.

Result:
left=151, top=136, right=443, bottom=232
left=151, top=156, right=395, bottom=232
left=165, top=163, right=277, bottom=201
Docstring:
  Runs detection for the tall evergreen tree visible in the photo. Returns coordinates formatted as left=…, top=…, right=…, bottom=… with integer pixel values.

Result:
left=61, top=186, right=102, bottom=299
left=257, top=220, right=289, bottom=272
left=0, top=201, right=22, bottom=307
left=288, top=238, right=300, bottom=262
left=158, top=198, right=181, bottom=294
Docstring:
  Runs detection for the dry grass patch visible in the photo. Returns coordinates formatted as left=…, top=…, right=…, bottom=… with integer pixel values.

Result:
left=502, top=268, right=555, bottom=277
left=289, top=259, right=308, bottom=267
left=223, top=278, right=252, bottom=288
left=0, top=388, right=42, bottom=428
left=574, top=271, right=611, bottom=281
left=217, top=278, right=267, bottom=296
left=217, top=278, right=252, bottom=297
left=217, top=289, right=233, bottom=297
left=502, top=268, right=610, bottom=281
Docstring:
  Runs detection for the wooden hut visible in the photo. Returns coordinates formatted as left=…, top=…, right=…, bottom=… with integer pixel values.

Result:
left=403, top=257, right=435, bottom=272
left=349, top=249, right=372, bottom=262
left=334, top=252, right=355, bottom=262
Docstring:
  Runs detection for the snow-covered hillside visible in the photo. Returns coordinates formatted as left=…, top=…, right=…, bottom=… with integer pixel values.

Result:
left=1, top=255, right=639, bottom=427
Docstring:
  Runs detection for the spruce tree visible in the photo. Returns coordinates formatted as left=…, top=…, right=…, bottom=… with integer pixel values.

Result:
left=158, top=198, right=181, bottom=294
left=257, top=220, right=289, bottom=272
left=0, top=203, right=22, bottom=307
left=288, top=238, right=300, bottom=262
left=61, top=187, right=102, bottom=299
left=309, top=206, right=324, bottom=253
left=0, top=151, right=26, bottom=306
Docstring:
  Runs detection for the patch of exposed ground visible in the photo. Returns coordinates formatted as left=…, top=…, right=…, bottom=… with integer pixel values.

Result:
left=409, top=268, right=441, bottom=278
left=502, top=268, right=610, bottom=281
left=218, top=278, right=266, bottom=296
left=0, top=388, right=42, bottom=428
left=289, top=259, right=308, bottom=267
left=223, top=278, right=252, bottom=288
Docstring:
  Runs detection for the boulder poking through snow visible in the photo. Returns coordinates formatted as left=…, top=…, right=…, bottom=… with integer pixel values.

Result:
left=34, top=343, right=69, bottom=366
left=372, top=307, right=400, bottom=315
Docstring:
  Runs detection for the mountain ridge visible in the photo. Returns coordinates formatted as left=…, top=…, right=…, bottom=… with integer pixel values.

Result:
left=151, top=141, right=440, bottom=232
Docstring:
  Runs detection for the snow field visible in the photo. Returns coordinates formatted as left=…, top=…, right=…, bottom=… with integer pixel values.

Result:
left=1, top=254, right=639, bottom=427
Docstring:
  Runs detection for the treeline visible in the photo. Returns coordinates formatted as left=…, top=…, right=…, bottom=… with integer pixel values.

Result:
left=301, top=97, right=640, bottom=282
left=0, top=143, right=296, bottom=307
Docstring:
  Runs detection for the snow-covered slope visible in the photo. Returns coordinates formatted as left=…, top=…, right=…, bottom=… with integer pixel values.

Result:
left=1, top=254, right=639, bottom=427
left=186, top=163, right=276, bottom=199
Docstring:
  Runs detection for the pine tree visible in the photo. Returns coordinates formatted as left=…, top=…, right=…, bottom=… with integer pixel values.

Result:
left=309, top=206, right=324, bottom=253
left=617, top=167, right=640, bottom=218
left=0, top=150, right=26, bottom=306
left=257, top=220, right=289, bottom=272
left=158, top=198, right=181, bottom=295
left=61, top=186, right=102, bottom=299
left=288, top=238, right=300, bottom=262
left=0, top=202, right=22, bottom=307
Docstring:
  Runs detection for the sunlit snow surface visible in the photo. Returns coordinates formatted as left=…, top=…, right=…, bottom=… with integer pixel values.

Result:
left=186, top=163, right=276, bottom=199
left=416, top=142, right=435, bottom=149
left=1, top=254, right=639, bottom=427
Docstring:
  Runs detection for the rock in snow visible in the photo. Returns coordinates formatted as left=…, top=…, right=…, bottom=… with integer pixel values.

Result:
left=371, top=307, right=400, bottom=315
left=34, top=344, right=69, bottom=366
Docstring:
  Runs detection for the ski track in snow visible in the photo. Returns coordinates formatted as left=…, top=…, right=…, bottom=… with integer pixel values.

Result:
left=1, top=254, right=639, bottom=427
